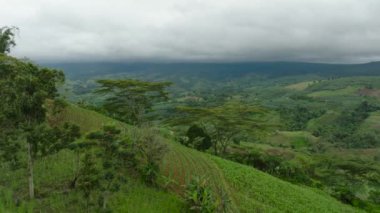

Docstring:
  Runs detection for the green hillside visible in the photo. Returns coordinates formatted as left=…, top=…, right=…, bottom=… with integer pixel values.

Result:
left=51, top=104, right=360, bottom=212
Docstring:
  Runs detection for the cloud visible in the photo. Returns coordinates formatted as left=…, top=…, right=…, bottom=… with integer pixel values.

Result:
left=1, top=0, right=380, bottom=63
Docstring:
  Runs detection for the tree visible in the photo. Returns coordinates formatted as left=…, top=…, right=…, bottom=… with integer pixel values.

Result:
left=173, top=100, right=267, bottom=155
left=76, top=152, right=100, bottom=210
left=84, top=125, right=131, bottom=210
left=133, top=127, right=167, bottom=186
left=0, top=26, right=18, bottom=54
left=95, top=79, right=172, bottom=125
left=279, top=105, right=325, bottom=131
left=185, top=124, right=212, bottom=151
left=0, top=54, right=68, bottom=199
left=318, top=101, right=379, bottom=147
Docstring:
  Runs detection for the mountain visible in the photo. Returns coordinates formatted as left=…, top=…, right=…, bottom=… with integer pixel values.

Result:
left=44, top=61, right=380, bottom=81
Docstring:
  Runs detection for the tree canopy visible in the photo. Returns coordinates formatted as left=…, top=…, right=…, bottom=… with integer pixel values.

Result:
left=0, top=54, right=70, bottom=199
left=173, top=100, right=268, bottom=155
left=0, top=26, right=18, bottom=54
left=96, top=79, right=172, bottom=125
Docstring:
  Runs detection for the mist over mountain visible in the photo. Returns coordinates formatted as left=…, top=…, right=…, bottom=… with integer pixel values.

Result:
left=46, top=61, right=380, bottom=80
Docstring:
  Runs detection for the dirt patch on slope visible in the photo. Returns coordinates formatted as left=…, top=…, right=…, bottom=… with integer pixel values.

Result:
left=358, top=88, right=380, bottom=98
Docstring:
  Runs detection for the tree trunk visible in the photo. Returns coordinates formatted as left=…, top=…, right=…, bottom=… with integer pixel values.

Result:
left=27, top=142, right=35, bottom=199
left=221, top=142, right=227, bottom=155
left=102, top=192, right=108, bottom=210
left=213, top=141, right=218, bottom=155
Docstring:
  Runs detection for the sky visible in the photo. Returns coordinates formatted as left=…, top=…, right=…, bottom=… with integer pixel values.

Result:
left=1, top=0, right=380, bottom=63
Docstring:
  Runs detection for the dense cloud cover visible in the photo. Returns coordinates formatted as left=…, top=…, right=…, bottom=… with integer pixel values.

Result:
left=1, top=0, right=380, bottom=63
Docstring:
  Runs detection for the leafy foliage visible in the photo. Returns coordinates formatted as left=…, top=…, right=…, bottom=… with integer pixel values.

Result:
left=184, top=177, right=216, bottom=213
left=95, top=79, right=172, bottom=125
left=279, top=105, right=325, bottom=131
left=133, top=127, right=168, bottom=186
left=0, top=54, right=71, bottom=199
left=179, top=125, right=212, bottom=151
left=318, top=101, right=380, bottom=148
left=83, top=125, right=131, bottom=210
left=174, top=100, right=267, bottom=155
left=0, top=26, right=18, bottom=54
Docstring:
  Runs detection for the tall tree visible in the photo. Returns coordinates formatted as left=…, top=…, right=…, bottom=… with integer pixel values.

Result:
left=95, top=79, right=172, bottom=125
left=173, top=101, right=267, bottom=155
left=0, top=26, right=18, bottom=54
left=0, top=54, right=72, bottom=199
left=84, top=125, right=131, bottom=210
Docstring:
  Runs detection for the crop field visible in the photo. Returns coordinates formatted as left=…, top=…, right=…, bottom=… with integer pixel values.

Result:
left=360, top=111, right=380, bottom=131
left=49, top=103, right=129, bottom=133
left=161, top=137, right=360, bottom=212
left=51, top=105, right=360, bottom=213
left=161, top=141, right=240, bottom=212
left=285, top=81, right=317, bottom=91
left=265, top=131, right=318, bottom=149
left=308, top=86, right=359, bottom=98
left=211, top=156, right=361, bottom=213
left=323, top=147, right=380, bottom=163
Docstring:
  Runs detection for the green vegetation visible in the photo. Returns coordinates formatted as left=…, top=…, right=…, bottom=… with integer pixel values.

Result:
left=173, top=100, right=267, bottom=155
left=95, top=79, right=172, bottom=125
left=285, top=80, right=318, bottom=91
left=0, top=26, right=17, bottom=54
left=1, top=27, right=379, bottom=212
left=184, top=177, right=217, bottom=213
left=308, top=86, right=359, bottom=97
left=212, top=156, right=359, bottom=212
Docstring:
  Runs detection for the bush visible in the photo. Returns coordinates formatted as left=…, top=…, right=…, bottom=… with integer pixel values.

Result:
left=184, top=177, right=216, bottom=213
left=133, top=127, right=168, bottom=186
left=186, top=125, right=212, bottom=151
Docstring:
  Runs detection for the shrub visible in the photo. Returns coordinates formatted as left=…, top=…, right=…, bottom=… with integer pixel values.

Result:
left=186, top=125, right=212, bottom=151
left=133, top=127, right=168, bottom=186
left=184, top=177, right=216, bottom=213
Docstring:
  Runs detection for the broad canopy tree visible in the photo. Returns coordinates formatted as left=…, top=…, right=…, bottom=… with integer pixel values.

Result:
left=174, top=101, right=268, bottom=155
left=95, top=79, right=172, bottom=125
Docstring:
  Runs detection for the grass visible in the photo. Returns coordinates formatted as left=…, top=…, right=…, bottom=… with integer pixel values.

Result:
left=61, top=104, right=360, bottom=212
left=308, top=86, right=359, bottom=98
left=162, top=140, right=361, bottom=212
left=360, top=111, right=380, bottom=131
left=285, top=81, right=317, bottom=91
left=161, top=140, right=241, bottom=212
left=1, top=104, right=361, bottom=212
left=211, top=156, right=361, bottom=213
left=49, top=103, right=128, bottom=133
left=265, top=131, right=318, bottom=150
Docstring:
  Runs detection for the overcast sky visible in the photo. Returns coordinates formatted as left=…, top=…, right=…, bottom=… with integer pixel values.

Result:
left=1, top=0, right=380, bottom=63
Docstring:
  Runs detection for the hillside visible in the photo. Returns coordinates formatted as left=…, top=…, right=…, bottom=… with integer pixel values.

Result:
left=46, top=61, right=380, bottom=81
left=54, top=104, right=359, bottom=212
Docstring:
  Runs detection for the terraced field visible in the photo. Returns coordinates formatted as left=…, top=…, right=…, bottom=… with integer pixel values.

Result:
left=211, top=156, right=360, bottom=213
left=161, top=141, right=240, bottom=212
left=160, top=139, right=361, bottom=212
left=56, top=104, right=360, bottom=213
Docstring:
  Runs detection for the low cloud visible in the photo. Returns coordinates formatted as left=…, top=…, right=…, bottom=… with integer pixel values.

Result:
left=1, top=0, right=380, bottom=63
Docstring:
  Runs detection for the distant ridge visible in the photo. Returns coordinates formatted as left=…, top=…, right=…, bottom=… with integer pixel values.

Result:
left=44, top=61, right=380, bottom=80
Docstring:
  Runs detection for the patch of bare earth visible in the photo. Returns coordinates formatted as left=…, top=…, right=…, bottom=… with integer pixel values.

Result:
left=358, top=88, right=380, bottom=98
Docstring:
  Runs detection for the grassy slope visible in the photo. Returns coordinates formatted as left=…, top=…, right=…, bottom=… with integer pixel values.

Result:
left=361, top=111, right=380, bottom=131
left=308, top=86, right=359, bottom=97
left=54, top=104, right=360, bottom=212
left=0, top=104, right=184, bottom=213
left=285, top=81, right=316, bottom=91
